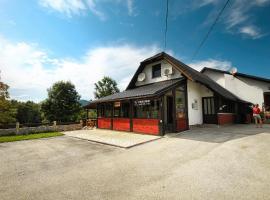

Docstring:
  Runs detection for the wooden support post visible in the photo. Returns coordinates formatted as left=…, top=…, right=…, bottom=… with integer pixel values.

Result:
left=96, top=104, right=99, bottom=128
left=130, top=100, right=133, bottom=132
left=159, top=96, right=165, bottom=136
left=111, top=103, right=113, bottom=130
left=172, top=88, right=176, bottom=132
left=184, top=80, right=189, bottom=130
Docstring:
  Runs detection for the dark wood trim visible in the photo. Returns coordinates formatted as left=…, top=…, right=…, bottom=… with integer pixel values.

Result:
left=111, top=102, right=113, bottom=130
left=159, top=96, right=165, bottom=135
left=264, top=92, right=270, bottom=108
left=163, top=57, right=194, bottom=81
left=184, top=80, right=189, bottom=130
left=86, top=109, right=89, bottom=120
left=202, top=96, right=218, bottom=124
left=130, top=100, right=133, bottom=132
left=172, top=88, right=176, bottom=132
left=214, top=93, right=219, bottom=114
left=96, top=104, right=99, bottom=128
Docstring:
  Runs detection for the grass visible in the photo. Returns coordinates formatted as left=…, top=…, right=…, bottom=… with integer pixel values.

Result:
left=0, top=132, right=64, bottom=143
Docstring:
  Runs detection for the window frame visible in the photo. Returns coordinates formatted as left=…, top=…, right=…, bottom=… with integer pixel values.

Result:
left=218, top=98, right=235, bottom=113
left=113, top=101, right=130, bottom=118
left=152, top=64, right=161, bottom=78
left=133, top=98, right=160, bottom=119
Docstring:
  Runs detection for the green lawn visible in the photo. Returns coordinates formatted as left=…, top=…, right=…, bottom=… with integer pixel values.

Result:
left=0, top=132, right=64, bottom=143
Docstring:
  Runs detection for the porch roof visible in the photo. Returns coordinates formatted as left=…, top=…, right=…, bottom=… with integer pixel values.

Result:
left=84, top=78, right=184, bottom=109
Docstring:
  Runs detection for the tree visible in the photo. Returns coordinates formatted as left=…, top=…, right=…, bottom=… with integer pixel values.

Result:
left=0, top=81, right=9, bottom=98
left=0, top=81, right=16, bottom=125
left=94, top=76, right=120, bottom=99
left=41, top=81, right=82, bottom=122
left=11, top=100, right=41, bottom=124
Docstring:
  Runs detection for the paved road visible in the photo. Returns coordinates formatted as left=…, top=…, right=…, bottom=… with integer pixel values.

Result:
left=0, top=125, right=270, bottom=200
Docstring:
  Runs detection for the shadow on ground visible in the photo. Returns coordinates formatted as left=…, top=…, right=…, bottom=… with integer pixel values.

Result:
left=171, top=124, right=270, bottom=143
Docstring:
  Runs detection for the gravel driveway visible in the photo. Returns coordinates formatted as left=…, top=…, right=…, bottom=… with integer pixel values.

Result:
left=0, top=125, right=270, bottom=200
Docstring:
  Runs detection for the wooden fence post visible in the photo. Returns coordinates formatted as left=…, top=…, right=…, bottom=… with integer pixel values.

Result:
left=16, top=122, right=20, bottom=135
left=53, top=121, right=57, bottom=131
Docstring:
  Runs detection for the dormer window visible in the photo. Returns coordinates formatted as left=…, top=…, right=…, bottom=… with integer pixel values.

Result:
left=152, top=64, right=161, bottom=78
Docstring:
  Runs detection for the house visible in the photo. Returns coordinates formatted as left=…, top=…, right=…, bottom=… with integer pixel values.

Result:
left=85, top=52, right=270, bottom=135
left=201, top=67, right=270, bottom=110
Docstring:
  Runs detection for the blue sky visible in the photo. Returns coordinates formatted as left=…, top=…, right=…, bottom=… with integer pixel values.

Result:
left=0, top=0, right=270, bottom=102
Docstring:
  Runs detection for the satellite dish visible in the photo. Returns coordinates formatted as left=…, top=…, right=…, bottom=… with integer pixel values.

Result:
left=137, top=73, right=146, bottom=82
left=230, top=67, right=237, bottom=75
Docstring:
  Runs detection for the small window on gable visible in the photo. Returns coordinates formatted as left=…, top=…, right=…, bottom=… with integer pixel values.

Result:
left=152, top=64, right=161, bottom=78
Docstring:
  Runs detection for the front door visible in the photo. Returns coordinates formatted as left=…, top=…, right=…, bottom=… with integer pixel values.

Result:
left=202, top=97, right=217, bottom=124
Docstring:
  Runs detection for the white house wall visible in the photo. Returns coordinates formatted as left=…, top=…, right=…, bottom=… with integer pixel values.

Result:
left=135, top=60, right=182, bottom=86
left=224, top=74, right=266, bottom=106
left=203, top=70, right=270, bottom=107
left=203, top=70, right=225, bottom=87
left=187, top=80, right=213, bottom=125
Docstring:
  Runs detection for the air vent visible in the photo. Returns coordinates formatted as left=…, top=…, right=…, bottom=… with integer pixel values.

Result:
left=163, top=67, right=174, bottom=76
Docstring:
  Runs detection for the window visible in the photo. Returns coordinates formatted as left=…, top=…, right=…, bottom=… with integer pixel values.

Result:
left=114, top=102, right=120, bottom=117
left=134, top=99, right=160, bottom=119
left=97, top=104, right=105, bottom=117
left=152, top=64, right=161, bottom=78
left=105, top=104, right=112, bottom=117
left=175, top=88, right=186, bottom=119
left=97, top=104, right=112, bottom=117
left=114, top=101, right=130, bottom=118
left=121, top=102, right=130, bottom=118
left=203, top=98, right=216, bottom=115
left=219, top=99, right=235, bottom=113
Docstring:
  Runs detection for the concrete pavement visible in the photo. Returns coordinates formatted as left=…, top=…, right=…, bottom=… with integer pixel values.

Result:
left=64, top=128, right=161, bottom=148
left=0, top=124, right=270, bottom=200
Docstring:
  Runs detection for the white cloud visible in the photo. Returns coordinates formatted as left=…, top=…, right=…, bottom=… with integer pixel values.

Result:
left=188, top=59, right=232, bottom=72
left=86, top=0, right=106, bottom=20
left=39, top=0, right=87, bottom=17
left=194, top=0, right=270, bottom=39
left=0, top=36, right=160, bottom=102
left=126, top=0, right=134, bottom=16
left=39, top=0, right=136, bottom=19
left=239, top=26, right=263, bottom=39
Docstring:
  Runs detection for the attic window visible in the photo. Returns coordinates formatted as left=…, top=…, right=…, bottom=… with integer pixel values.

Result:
left=152, top=64, right=161, bottom=78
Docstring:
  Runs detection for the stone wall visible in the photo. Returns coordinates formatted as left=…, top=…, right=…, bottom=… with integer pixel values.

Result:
left=0, top=123, right=82, bottom=136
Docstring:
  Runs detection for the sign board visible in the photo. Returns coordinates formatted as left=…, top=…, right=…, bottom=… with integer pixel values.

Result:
left=192, top=99, right=198, bottom=110
left=134, top=99, right=151, bottom=106
left=114, top=101, right=121, bottom=107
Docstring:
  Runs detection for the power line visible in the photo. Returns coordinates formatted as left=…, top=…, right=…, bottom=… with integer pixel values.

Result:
left=191, top=0, right=230, bottom=60
left=164, top=0, right=169, bottom=51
